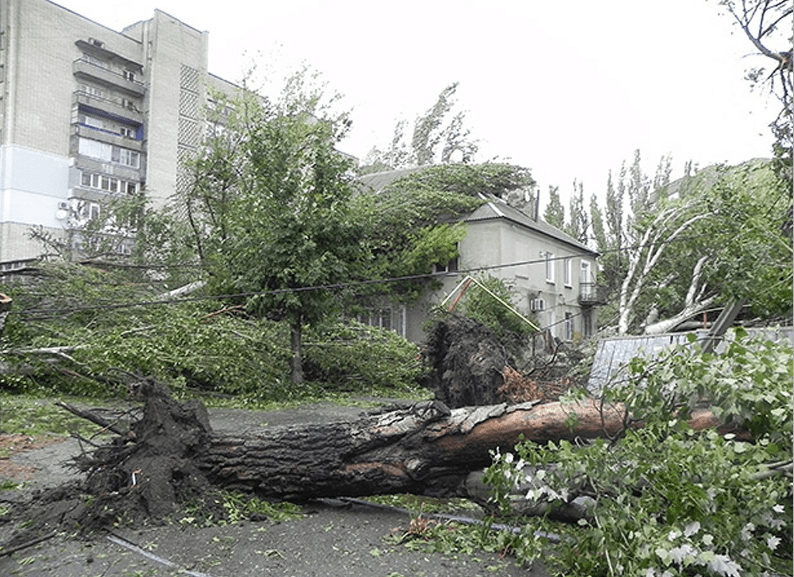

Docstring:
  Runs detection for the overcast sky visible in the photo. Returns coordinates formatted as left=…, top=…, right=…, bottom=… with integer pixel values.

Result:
left=57, top=0, right=779, bottom=207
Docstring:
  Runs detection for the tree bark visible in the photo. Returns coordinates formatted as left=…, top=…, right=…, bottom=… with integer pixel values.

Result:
left=197, top=399, right=734, bottom=501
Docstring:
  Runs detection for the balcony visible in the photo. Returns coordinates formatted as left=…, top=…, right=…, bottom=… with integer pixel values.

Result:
left=72, top=124, right=143, bottom=151
left=579, top=283, right=608, bottom=306
left=73, top=58, right=145, bottom=96
left=74, top=91, right=143, bottom=125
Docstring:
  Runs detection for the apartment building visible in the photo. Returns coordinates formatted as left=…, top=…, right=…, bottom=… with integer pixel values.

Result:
left=0, top=0, right=238, bottom=267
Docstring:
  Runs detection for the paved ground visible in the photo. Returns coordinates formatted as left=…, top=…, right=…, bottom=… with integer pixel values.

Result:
left=0, top=400, right=550, bottom=576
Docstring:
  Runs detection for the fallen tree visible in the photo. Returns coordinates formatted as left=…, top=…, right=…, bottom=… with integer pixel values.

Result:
left=53, top=382, right=739, bottom=512
left=0, top=376, right=756, bottom=554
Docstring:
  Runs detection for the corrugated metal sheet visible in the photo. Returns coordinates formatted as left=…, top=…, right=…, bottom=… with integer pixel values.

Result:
left=587, top=328, right=793, bottom=395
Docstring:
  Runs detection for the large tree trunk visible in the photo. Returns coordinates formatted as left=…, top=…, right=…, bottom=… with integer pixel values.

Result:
left=198, top=398, right=732, bottom=501
left=35, top=384, right=741, bottom=539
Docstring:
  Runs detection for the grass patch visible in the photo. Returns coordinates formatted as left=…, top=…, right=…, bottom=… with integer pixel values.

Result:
left=0, top=479, right=20, bottom=491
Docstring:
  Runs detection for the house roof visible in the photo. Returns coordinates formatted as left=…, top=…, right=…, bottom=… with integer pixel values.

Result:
left=356, top=167, right=423, bottom=194
left=587, top=327, right=794, bottom=395
left=468, top=195, right=599, bottom=256
left=355, top=167, right=598, bottom=256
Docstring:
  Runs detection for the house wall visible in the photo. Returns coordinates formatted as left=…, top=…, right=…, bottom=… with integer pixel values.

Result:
left=402, top=218, right=598, bottom=344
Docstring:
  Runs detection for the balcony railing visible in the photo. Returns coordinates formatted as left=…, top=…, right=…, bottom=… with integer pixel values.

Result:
left=579, top=282, right=608, bottom=306
left=74, top=91, right=144, bottom=124
left=73, top=58, right=145, bottom=96
left=72, top=124, right=144, bottom=151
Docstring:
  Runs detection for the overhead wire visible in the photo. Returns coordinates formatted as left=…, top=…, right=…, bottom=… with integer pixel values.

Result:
left=5, top=224, right=789, bottom=320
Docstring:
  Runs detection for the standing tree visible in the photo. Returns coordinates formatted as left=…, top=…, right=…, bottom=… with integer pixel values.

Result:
left=565, top=180, right=589, bottom=244
left=361, top=82, right=479, bottom=172
left=180, top=77, right=364, bottom=385
left=543, top=185, right=565, bottom=230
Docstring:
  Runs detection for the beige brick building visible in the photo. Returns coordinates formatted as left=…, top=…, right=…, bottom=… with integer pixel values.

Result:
left=0, top=0, right=238, bottom=266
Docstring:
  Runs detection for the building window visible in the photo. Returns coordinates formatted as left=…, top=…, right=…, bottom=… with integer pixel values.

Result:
left=75, top=201, right=101, bottom=221
left=564, top=257, right=572, bottom=287
left=582, top=309, right=593, bottom=338
left=78, top=113, right=104, bottom=130
left=580, top=260, right=592, bottom=284
left=119, top=126, right=135, bottom=138
left=433, top=255, right=459, bottom=274
left=122, top=70, right=136, bottom=82
left=100, top=176, right=118, bottom=193
left=545, top=252, right=555, bottom=283
left=111, top=146, right=140, bottom=168
left=82, top=54, right=107, bottom=69
left=80, top=83, right=104, bottom=98
left=81, top=171, right=138, bottom=195
left=78, top=137, right=142, bottom=169
left=358, top=308, right=392, bottom=331
left=564, top=312, right=574, bottom=341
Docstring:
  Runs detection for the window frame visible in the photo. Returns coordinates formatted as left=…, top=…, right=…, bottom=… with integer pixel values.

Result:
left=545, top=252, right=555, bottom=284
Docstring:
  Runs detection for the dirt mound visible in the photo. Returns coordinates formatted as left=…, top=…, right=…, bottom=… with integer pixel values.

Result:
left=420, top=314, right=515, bottom=408
left=1, top=380, right=225, bottom=549
left=420, top=314, right=582, bottom=408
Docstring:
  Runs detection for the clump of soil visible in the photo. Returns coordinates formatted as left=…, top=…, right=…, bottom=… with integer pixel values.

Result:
left=420, top=314, right=514, bottom=408
left=1, top=381, right=225, bottom=550
left=420, top=314, right=579, bottom=408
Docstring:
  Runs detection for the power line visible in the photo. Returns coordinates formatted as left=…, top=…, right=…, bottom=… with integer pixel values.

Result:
left=7, top=226, right=789, bottom=320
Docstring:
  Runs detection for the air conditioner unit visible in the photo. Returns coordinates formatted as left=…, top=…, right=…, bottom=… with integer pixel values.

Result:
left=530, top=298, right=546, bottom=312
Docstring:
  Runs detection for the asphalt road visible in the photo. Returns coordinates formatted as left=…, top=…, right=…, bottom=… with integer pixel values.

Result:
left=0, top=400, right=551, bottom=576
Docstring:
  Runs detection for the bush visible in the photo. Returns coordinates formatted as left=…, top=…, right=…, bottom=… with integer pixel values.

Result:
left=484, top=329, right=793, bottom=576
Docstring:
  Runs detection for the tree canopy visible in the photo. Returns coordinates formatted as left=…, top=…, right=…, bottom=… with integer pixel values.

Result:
left=173, top=79, right=365, bottom=384
left=360, top=83, right=479, bottom=172
left=583, top=155, right=792, bottom=334
left=352, top=162, right=536, bottom=303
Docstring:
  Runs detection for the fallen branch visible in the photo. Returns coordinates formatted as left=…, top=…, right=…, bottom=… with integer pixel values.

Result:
left=55, top=401, right=136, bottom=440
left=0, top=530, right=57, bottom=557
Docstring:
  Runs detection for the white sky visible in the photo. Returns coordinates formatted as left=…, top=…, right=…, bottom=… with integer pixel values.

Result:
left=57, top=0, right=779, bottom=208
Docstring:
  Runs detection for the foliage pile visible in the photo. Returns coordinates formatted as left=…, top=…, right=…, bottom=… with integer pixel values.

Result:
left=0, top=263, right=423, bottom=402
left=303, top=320, right=425, bottom=392
left=484, top=329, right=793, bottom=576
